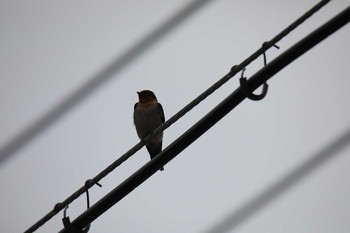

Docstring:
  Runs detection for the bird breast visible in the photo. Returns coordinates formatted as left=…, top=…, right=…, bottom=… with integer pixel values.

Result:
left=134, top=103, right=163, bottom=141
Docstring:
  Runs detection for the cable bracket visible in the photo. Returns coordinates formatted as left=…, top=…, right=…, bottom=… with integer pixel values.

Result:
left=239, top=68, right=268, bottom=101
left=61, top=179, right=102, bottom=233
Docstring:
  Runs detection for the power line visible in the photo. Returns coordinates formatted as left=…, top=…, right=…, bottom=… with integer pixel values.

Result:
left=57, top=6, right=350, bottom=232
left=0, top=0, right=215, bottom=166
left=24, top=1, right=333, bottom=232
left=203, top=127, right=350, bottom=233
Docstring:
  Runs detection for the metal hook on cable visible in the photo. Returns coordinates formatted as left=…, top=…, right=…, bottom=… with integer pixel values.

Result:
left=262, top=41, right=280, bottom=66
left=62, top=205, right=90, bottom=233
left=239, top=67, right=269, bottom=101
left=62, top=180, right=102, bottom=233
left=239, top=41, right=280, bottom=101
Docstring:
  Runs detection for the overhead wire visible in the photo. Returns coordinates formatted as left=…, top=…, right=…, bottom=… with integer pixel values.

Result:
left=0, top=0, right=215, bottom=166
left=203, top=127, right=350, bottom=233
left=24, top=0, right=334, bottom=232
left=57, top=6, right=350, bottom=232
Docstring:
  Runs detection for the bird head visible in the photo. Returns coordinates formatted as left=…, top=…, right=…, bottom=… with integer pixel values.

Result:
left=137, top=90, right=158, bottom=102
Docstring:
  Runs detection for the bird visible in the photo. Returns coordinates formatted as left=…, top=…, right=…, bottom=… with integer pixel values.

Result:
left=133, top=90, right=165, bottom=171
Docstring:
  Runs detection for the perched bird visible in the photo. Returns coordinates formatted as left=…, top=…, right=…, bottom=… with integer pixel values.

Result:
left=133, top=90, right=165, bottom=171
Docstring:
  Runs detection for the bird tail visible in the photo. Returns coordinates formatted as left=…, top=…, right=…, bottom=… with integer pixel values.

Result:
left=146, top=141, right=164, bottom=171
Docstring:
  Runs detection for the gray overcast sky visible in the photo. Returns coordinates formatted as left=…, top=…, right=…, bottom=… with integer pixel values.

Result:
left=1, top=0, right=350, bottom=232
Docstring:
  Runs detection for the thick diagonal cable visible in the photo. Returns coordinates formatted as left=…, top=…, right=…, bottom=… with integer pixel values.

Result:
left=24, top=1, right=331, bottom=232
left=154, top=0, right=331, bottom=135
left=58, top=6, right=350, bottom=232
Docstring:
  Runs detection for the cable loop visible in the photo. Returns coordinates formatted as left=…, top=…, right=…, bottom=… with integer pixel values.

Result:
left=239, top=68, right=269, bottom=101
left=62, top=206, right=90, bottom=233
left=262, top=42, right=280, bottom=66
left=61, top=179, right=102, bottom=233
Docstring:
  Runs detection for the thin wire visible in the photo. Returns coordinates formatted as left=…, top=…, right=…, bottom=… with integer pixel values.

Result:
left=59, top=5, right=350, bottom=230
left=0, top=0, right=214, bottom=166
left=24, top=1, right=331, bottom=232
left=153, top=0, right=331, bottom=137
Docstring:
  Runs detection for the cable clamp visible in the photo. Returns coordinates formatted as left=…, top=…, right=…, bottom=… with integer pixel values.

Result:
left=239, top=68, right=268, bottom=101
left=262, top=41, right=280, bottom=66
left=62, top=205, right=90, bottom=233
left=62, top=179, right=102, bottom=232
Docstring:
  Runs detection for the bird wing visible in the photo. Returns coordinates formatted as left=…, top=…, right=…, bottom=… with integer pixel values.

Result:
left=157, top=103, right=165, bottom=123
